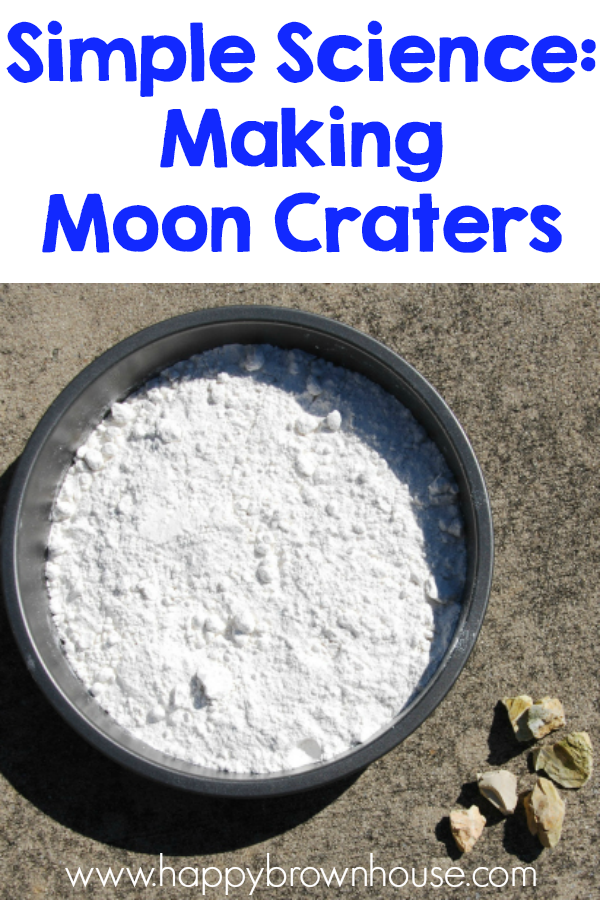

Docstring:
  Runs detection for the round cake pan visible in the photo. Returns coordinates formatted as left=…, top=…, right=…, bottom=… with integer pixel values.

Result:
left=2, top=306, right=493, bottom=797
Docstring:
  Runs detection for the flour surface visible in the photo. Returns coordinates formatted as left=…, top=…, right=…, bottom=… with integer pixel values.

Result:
left=47, top=345, right=466, bottom=774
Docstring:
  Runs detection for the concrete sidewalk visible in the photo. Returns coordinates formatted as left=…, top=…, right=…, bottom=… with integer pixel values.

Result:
left=0, top=283, right=598, bottom=900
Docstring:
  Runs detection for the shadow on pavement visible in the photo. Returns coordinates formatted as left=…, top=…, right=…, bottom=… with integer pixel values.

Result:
left=487, top=701, right=533, bottom=766
left=434, top=816, right=463, bottom=861
left=0, top=461, right=360, bottom=854
left=502, top=807, right=543, bottom=863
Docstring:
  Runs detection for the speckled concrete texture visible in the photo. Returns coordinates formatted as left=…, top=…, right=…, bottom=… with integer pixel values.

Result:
left=0, top=283, right=598, bottom=900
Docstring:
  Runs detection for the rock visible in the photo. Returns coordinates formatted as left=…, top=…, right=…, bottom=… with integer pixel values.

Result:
left=502, top=695, right=534, bottom=741
left=526, top=697, right=566, bottom=740
left=502, top=694, right=566, bottom=742
left=450, top=806, right=486, bottom=853
left=533, top=732, right=593, bottom=788
left=524, top=777, right=565, bottom=848
left=477, top=770, right=518, bottom=815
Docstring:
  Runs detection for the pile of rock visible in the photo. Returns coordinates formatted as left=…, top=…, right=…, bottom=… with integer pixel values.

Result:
left=449, top=695, right=593, bottom=854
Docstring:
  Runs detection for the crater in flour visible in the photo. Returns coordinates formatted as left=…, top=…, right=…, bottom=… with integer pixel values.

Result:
left=46, top=345, right=466, bottom=774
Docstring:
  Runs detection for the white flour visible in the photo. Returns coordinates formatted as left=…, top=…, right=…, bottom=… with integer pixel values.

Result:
left=46, top=345, right=466, bottom=774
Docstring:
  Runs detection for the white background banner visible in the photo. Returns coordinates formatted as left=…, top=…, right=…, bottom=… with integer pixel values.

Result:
left=0, top=1, right=597, bottom=282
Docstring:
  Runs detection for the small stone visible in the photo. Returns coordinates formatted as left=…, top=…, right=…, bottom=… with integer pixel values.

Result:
left=526, top=697, right=566, bottom=740
left=502, top=694, right=566, bottom=742
left=532, top=732, right=593, bottom=788
left=477, top=770, right=518, bottom=815
left=502, top=695, right=534, bottom=741
left=523, top=777, right=565, bottom=848
left=450, top=805, right=486, bottom=853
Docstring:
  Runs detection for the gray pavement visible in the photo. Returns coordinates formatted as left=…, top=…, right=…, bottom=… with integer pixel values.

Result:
left=0, top=283, right=598, bottom=900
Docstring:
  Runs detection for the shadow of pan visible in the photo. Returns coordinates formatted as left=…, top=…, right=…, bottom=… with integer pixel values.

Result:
left=0, top=460, right=360, bottom=854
